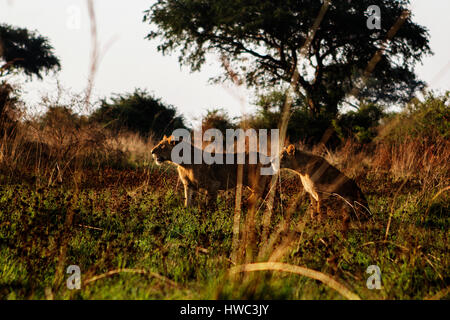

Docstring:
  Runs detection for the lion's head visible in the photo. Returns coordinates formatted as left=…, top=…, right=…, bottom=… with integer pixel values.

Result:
left=151, top=135, right=177, bottom=165
left=279, top=144, right=296, bottom=169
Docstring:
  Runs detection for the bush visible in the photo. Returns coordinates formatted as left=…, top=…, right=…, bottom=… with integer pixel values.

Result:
left=379, top=91, right=450, bottom=144
left=247, top=91, right=337, bottom=146
left=202, top=108, right=236, bottom=133
left=250, top=91, right=385, bottom=145
left=333, top=104, right=384, bottom=144
left=90, top=89, right=186, bottom=139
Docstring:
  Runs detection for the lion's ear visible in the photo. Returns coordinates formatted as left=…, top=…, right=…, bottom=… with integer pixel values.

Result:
left=168, top=136, right=177, bottom=145
left=287, top=144, right=295, bottom=155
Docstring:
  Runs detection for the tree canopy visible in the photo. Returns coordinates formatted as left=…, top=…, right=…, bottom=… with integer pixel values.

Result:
left=144, top=0, right=431, bottom=117
left=0, top=24, right=60, bottom=79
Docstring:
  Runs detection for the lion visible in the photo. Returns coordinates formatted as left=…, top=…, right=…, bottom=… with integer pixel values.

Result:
left=151, top=135, right=274, bottom=209
left=278, top=144, right=370, bottom=230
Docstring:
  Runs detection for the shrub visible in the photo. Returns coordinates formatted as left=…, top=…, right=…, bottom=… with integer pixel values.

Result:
left=378, top=91, right=449, bottom=144
left=90, top=89, right=186, bottom=140
left=202, top=108, right=236, bottom=133
left=333, top=104, right=385, bottom=144
left=246, top=91, right=335, bottom=145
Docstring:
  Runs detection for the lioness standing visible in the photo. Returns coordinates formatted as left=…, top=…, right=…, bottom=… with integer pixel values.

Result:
left=151, top=135, right=273, bottom=208
left=279, top=144, right=370, bottom=229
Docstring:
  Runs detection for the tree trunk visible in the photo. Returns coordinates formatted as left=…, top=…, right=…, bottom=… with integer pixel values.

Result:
left=307, top=96, right=320, bottom=116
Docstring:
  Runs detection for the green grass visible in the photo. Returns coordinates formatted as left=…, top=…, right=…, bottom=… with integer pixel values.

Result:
left=0, top=167, right=448, bottom=300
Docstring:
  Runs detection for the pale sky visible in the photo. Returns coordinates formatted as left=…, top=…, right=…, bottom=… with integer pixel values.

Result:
left=1, top=0, right=449, bottom=127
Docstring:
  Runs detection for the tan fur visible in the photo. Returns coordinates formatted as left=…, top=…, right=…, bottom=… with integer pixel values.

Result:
left=151, top=136, right=272, bottom=208
left=280, top=144, right=370, bottom=229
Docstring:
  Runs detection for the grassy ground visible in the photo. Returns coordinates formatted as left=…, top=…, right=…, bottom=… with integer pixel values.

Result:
left=0, top=158, right=448, bottom=300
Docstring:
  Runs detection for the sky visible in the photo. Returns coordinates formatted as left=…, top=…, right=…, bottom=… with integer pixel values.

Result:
left=1, top=0, right=449, bottom=127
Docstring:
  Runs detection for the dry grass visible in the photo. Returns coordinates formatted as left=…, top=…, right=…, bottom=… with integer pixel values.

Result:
left=372, top=136, right=449, bottom=187
left=105, top=131, right=155, bottom=166
left=0, top=114, right=155, bottom=188
left=229, top=262, right=361, bottom=300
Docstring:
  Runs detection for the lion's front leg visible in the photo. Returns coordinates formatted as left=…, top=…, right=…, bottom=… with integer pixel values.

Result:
left=184, top=184, right=194, bottom=207
left=309, top=195, right=321, bottom=219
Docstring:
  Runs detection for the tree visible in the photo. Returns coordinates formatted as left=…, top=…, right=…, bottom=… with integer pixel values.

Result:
left=0, top=24, right=60, bottom=79
left=0, top=24, right=60, bottom=135
left=144, top=0, right=431, bottom=117
left=0, top=82, right=18, bottom=135
left=90, top=89, right=186, bottom=139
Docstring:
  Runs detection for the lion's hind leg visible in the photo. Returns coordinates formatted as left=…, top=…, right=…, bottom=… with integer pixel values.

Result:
left=308, top=194, right=324, bottom=220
